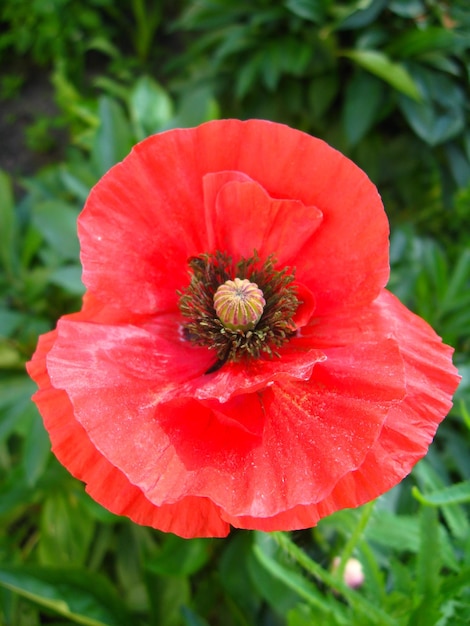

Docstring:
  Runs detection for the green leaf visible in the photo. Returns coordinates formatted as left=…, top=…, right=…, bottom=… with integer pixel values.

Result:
left=365, top=510, right=458, bottom=571
left=388, top=27, right=462, bottom=58
left=0, top=309, right=27, bottom=338
left=181, top=606, right=210, bottom=626
left=145, top=574, right=190, bottom=626
left=92, top=96, right=134, bottom=176
left=366, top=511, right=420, bottom=552
left=399, top=95, right=464, bottom=146
left=0, top=169, right=16, bottom=274
left=441, top=428, right=470, bottom=482
left=49, top=265, right=85, bottom=295
left=389, top=0, right=424, bottom=18
left=210, top=24, right=249, bottom=62
left=260, top=44, right=282, bottom=91
left=22, top=411, right=51, bottom=487
left=289, top=602, right=367, bottom=626
left=412, top=481, right=470, bottom=507
left=39, top=491, right=95, bottom=567
left=172, top=86, right=219, bottom=128
left=408, top=507, right=441, bottom=626
left=343, top=71, right=384, bottom=145
left=31, top=200, right=80, bottom=261
left=398, top=66, right=465, bottom=146
left=75, top=490, right=120, bottom=525
left=0, top=341, right=23, bottom=369
left=279, top=37, right=312, bottom=76
left=270, top=531, right=400, bottom=625
left=0, top=465, right=35, bottom=517
left=236, top=54, right=263, bottom=99
left=440, top=567, right=470, bottom=600
left=146, top=535, right=212, bottom=577
left=336, top=0, right=388, bottom=30
left=413, top=462, right=470, bottom=541
left=129, top=76, right=174, bottom=141
left=445, top=144, right=470, bottom=188
left=0, top=566, right=130, bottom=626
left=0, top=376, right=37, bottom=441
left=59, top=166, right=94, bottom=204
left=288, top=604, right=319, bottom=626
left=343, top=49, right=421, bottom=99
left=19, top=223, right=43, bottom=270
left=441, top=250, right=470, bottom=313
left=219, top=533, right=261, bottom=619
left=284, top=0, right=328, bottom=24
left=309, top=73, right=339, bottom=120
left=248, top=533, right=304, bottom=616
left=356, top=539, right=387, bottom=605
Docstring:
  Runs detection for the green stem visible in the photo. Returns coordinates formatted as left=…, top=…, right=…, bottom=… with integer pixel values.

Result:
left=336, top=500, right=376, bottom=581
left=271, top=530, right=399, bottom=626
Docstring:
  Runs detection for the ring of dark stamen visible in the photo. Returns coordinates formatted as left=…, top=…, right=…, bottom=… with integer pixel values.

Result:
left=178, top=251, right=300, bottom=371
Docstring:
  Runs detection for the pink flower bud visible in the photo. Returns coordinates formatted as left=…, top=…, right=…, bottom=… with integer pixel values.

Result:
left=332, top=557, right=365, bottom=589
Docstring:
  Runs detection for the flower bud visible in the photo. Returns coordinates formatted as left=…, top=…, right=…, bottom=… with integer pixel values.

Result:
left=332, top=557, right=365, bottom=589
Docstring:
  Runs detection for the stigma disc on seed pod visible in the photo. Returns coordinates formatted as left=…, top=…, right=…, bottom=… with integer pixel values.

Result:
left=213, top=278, right=265, bottom=331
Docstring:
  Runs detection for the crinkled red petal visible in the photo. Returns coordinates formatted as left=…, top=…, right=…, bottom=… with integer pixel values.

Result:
left=44, top=311, right=405, bottom=518
left=79, top=135, right=206, bottom=314
left=79, top=120, right=388, bottom=315
left=203, top=172, right=322, bottom=264
left=27, top=286, right=459, bottom=534
left=219, top=291, right=460, bottom=530
left=26, top=118, right=460, bottom=537
left=27, top=330, right=229, bottom=538
left=292, top=283, right=316, bottom=329
left=170, top=342, right=326, bottom=404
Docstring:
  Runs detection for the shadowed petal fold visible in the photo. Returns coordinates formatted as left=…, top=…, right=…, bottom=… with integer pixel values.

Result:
left=203, top=173, right=323, bottom=264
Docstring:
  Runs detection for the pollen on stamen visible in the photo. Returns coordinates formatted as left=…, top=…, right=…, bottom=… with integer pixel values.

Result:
left=214, top=278, right=265, bottom=331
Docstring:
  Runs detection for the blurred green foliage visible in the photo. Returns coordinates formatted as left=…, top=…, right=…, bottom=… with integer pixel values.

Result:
left=0, top=0, right=117, bottom=82
left=1, top=1, right=470, bottom=625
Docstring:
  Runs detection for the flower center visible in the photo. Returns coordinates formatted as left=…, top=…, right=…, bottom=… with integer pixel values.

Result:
left=178, top=251, right=300, bottom=371
left=213, top=278, right=265, bottom=331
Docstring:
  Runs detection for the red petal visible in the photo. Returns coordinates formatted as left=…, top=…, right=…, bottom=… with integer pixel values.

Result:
left=27, top=119, right=459, bottom=536
left=27, top=287, right=459, bottom=533
left=220, top=291, right=461, bottom=530
left=320, top=291, right=460, bottom=507
left=49, top=329, right=401, bottom=518
left=79, top=120, right=388, bottom=315
left=79, top=132, right=207, bottom=314
left=200, top=392, right=267, bottom=437
left=27, top=329, right=229, bottom=538
left=224, top=339, right=405, bottom=517
left=203, top=173, right=322, bottom=263
left=48, top=314, right=213, bottom=394
left=47, top=309, right=325, bottom=406
left=43, top=315, right=325, bottom=511
left=202, top=170, right=252, bottom=248
left=293, top=283, right=316, bottom=329
left=194, top=120, right=389, bottom=312
left=143, top=336, right=404, bottom=518
left=170, top=344, right=326, bottom=404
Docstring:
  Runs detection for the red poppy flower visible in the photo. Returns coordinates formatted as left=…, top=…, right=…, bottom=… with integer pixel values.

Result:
left=27, top=120, right=460, bottom=538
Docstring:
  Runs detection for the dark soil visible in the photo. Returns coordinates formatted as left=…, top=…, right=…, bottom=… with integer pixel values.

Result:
left=0, top=72, right=65, bottom=179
